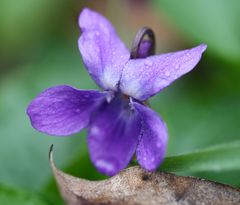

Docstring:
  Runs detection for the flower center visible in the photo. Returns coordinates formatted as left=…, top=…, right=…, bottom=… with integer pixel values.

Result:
left=112, top=27, right=156, bottom=106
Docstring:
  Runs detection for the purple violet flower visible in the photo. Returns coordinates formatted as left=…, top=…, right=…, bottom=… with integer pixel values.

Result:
left=27, top=8, right=207, bottom=176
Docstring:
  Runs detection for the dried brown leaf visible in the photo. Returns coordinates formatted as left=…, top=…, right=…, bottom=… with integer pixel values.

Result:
left=49, top=146, right=240, bottom=205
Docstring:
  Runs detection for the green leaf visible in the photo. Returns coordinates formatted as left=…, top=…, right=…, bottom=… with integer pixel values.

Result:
left=0, top=184, right=49, bottom=205
left=160, top=141, right=240, bottom=172
left=153, top=0, right=240, bottom=64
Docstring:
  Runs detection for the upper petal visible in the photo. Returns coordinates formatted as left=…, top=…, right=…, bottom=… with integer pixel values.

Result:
left=120, top=44, right=207, bottom=101
left=87, top=95, right=141, bottom=176
left=133, top=102, right=168, bottom=171
left=27, top=85, right=107, bottom=136
left=78, top=8, right=130, bottom=91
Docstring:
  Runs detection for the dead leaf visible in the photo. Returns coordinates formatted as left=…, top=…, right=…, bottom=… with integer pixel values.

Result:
left=49, top=145, right=240, bottom=205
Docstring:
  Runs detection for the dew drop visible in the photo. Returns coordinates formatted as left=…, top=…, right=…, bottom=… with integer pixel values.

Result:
left=156, top=142, right=162, bottom=148
left=165, top=70, right=170, bottom=77
left=91, top=126, right=100, bottom=135
left=144, top=60, right=153, bottom=66
left=95, top=160, right=114, bottom=173
left=84, top=94, right=89, bottom=98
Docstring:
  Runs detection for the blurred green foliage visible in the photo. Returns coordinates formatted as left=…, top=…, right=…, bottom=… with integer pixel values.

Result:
left=0, top=0, right=69, bottom=58
left=0, top=184, right=48, bottom=205
left=155, top=0, right=240, bottom=64
left=0, top=0, right=240, bottom=204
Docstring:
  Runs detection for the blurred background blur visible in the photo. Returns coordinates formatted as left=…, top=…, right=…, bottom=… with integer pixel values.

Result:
left=0, top=0, right=240, bottom=204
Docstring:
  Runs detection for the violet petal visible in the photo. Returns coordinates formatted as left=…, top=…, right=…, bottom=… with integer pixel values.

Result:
left=27, top=85, right=107, bottom=136
left=120, top=44, right=207, bottom=101
left=78, top=8, right=130, bottom=91
left=87, top=95, right=141, bottom=176
left=133, top=102, right=168, bottom=171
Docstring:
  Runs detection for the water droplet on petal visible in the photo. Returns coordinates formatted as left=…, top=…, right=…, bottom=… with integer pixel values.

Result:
left=165, top=71, right=170, bottom=77
left=175, top=64, right=180, bottom=69
left=95, top=160, right=115, bottom=173
left=154, top=78, right=169, bottom=90
left=76, top=108, right=81, bottom=113
left=96, top=31, right=100, bottom=36
left=144, top=60, right=153, bottom=66
left=91, top=126, right=100, bottom=135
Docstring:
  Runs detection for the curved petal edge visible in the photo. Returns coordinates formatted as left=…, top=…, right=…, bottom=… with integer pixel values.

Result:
left=120, top=44, right=207, bottom=101
left=78, top=8, right=130, bottom=91
left=133, top=102, right=168, bottom=171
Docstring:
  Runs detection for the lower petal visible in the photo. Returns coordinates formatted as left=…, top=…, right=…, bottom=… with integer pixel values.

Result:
left=133, top=102, right=168, bottom=171
left=88, top=95, right=141, bottom=176
left=27, top=85, right=107, bottom=136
